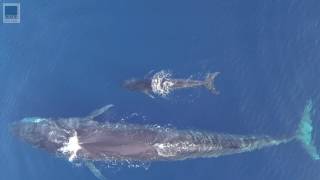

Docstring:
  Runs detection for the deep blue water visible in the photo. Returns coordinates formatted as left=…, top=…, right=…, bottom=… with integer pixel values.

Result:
left=1, top=0, right=320, bottom=179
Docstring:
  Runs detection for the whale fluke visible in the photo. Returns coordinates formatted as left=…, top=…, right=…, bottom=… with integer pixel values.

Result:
left=204, top=72, right=220, bottom=95
left=296, top=100, right=320, bottom=160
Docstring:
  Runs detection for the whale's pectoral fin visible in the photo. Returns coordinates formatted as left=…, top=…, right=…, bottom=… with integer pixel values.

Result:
left=144, top=70, right=155, bottom=79
left=85, top=161, right=107, bottom=180
left=144, top=91, right=155, bottom=98
left=87, top=104, right=114, bottom=119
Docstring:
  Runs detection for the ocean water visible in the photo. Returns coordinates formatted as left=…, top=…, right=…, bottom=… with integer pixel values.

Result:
left=1, top=0, right=320, bottom=180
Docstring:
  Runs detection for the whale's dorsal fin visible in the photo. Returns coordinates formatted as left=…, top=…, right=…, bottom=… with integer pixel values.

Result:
left=86, top=104, right=114, bottom=120
left=144, top=91, right=155, bottom=98
left=85, top=161, right=107, bottom=180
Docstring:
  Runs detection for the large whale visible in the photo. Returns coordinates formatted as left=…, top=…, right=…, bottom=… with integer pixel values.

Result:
left=123, top=70, right=220, bottom=98
left=11, top=102, right=319, bottom=179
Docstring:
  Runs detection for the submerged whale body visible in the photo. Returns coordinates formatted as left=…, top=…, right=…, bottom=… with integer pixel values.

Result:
left=11, top=101, right=320, bottom=179
left=123, top=70, right=220, bottom=98
left=11, top=116, right=288, bottom=162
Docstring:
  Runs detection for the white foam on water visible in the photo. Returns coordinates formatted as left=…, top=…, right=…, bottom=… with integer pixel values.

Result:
left=58, top=131, right=82, bottom=162
left=151, top=70, right=174, bottom=97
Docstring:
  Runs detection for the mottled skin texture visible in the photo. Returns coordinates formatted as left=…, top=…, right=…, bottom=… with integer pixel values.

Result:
left=11, top=119, right=161, bottom=161
left=170, top=79, right=206, bottom=89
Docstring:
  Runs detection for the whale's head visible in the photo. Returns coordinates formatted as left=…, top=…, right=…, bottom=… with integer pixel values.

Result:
left=122, top=78, right=152, bottom=91
left=11, top=117, right=69, bottom=152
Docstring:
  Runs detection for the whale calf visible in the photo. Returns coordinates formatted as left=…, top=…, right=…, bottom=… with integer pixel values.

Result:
left=11, top=101, right=320, bottom=179
left=123, top=70, right=220, bottom=98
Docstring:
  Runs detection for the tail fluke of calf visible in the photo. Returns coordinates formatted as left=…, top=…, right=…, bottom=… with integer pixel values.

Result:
left=204, top=72, right=220, bottom=95
left=296, top=100, right=320, bottom=160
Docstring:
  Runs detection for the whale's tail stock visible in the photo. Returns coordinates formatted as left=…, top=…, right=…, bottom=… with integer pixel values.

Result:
left=296, top=100, right=320, bottom=160
left=204, top=72, right=220, bottom=95
left=211, top=99, right=320, bottom=160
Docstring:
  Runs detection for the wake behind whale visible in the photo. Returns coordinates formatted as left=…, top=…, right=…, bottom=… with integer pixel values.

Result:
left=11, top=101, right=320, bottom=179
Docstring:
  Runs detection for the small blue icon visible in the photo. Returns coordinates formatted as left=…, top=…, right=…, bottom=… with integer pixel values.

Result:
left=3, top=3, right=20, bottom=23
